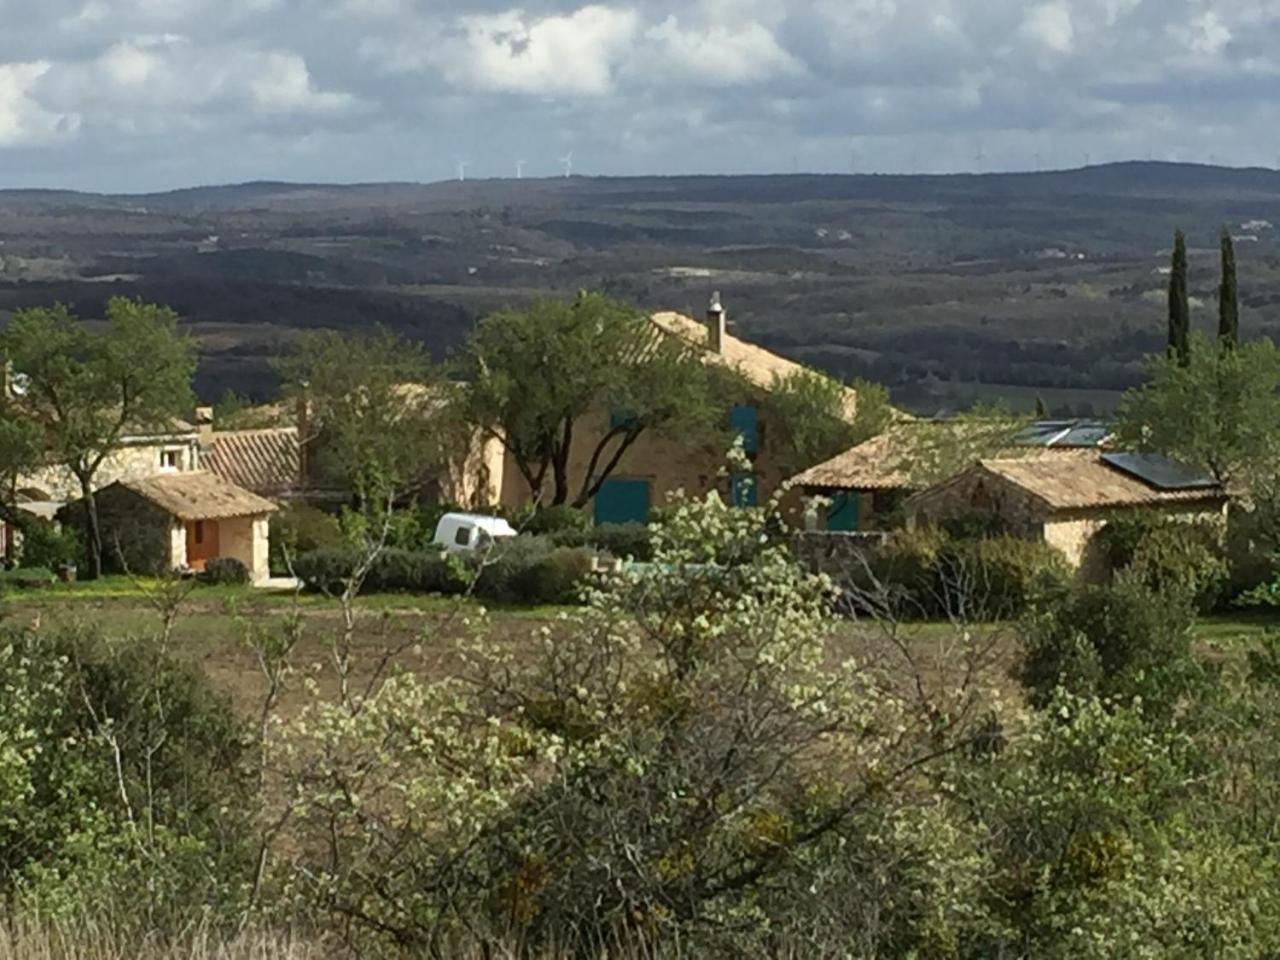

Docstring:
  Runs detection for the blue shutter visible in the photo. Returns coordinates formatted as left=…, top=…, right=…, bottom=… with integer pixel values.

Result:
left=594, top=478, right=651, bottom=525
left=730, top=405, right=759, bottom=455
left=730, top=472, right=758, bottom=508
left=826, top=491, right=860, bottom=531
left=610, top=409, right=637, bottom=431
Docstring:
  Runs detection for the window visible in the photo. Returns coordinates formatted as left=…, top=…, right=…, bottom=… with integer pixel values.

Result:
left=454, top=525, right=472, bottom=547
left=160, top=449, right=181, bottom=471
left=193, top=521, right=204, bottom=545
left=609, top=409, right=638, bottom=431
left=730, top=405, right=759, bottom=455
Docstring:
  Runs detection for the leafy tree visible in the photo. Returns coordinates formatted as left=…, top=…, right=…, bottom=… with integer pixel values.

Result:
left=277, top=327, right=444, bottom=509
left=1168, top=229, right=1191, bottom=364
left=0, top=408, right=43, bottom=564
left=1220, top=228, right=1240, bottom=348
left=766, top=371, right=889, bottom=474
left=462, top=292, right=722, bottom=508
left=0, top=299, right=195, bottom=579
left=899, top=403, right=1032, bottom=489
left=1114, top=333, right=1280, bottom=511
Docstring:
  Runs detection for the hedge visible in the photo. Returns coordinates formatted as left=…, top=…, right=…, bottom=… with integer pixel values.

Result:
left=292, top=538, right=598, bottom=606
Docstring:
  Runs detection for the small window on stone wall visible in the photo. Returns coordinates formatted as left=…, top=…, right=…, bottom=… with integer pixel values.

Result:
left=160, top=449, right=181, bottom=471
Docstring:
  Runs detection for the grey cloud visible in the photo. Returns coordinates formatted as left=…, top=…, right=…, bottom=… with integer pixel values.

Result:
left=0, top=0, right=1278, bottom=190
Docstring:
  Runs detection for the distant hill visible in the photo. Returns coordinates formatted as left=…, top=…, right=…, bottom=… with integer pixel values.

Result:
left=3, top=162, right=1278, bottom=413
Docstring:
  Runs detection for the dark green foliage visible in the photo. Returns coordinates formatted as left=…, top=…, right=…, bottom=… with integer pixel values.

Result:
left=269, top=503, right=344, bottom=575
left=522, top=504, right=592, bottom=537
left=467, top=538, right=598, bottom=606
left=1018, top=577, right=1198, bottom=712
left=1220, top=228, right=1239, bottom=348
left=18, top=519, right=82, bottom=570
left=291, top=547, right=357, bottom=593
left=364, top=548, right=470, bottom=595
left=199, top=557, right=250, bottom=586
left=292, top=540, right=596, bottom=605
left=550, top=522, right=654, bottom=561
left=935, top=535, right=1071, bottom=621
left=860, top=527, right=1069, bottom=620
left=1097, top=512, right=1228, bottom=612
left=1168, top=229, right=1190, bottom=365
left=0, top=627, right=252, bottom=923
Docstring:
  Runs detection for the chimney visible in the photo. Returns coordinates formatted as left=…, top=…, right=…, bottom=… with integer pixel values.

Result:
left=706, top=291, right=726, bottom=354
left=194, top=406, right=214, bottom=440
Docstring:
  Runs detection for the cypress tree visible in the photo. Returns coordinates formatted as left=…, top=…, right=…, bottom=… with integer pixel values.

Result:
left=1034, top=394, right=1048, bottom=418
left=1219, top=228, right=1239, bottom=349
left=1168, top=229, right=1191, bottom=365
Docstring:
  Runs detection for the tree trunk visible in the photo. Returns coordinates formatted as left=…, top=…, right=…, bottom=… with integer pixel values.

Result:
left=78, top=474, right=103, bottom=580
left=549, top=420, right=573, bottom=506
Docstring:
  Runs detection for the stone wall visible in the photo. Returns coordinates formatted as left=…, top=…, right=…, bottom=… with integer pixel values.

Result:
left=22, top=435, right=201, bottom=503
left=219, top=514, right=272, bottom=583
left=89, top=486, right=180, bottom=575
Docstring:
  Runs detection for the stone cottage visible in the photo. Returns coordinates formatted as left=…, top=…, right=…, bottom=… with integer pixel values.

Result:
left=904, top=452, right=1229, bottom=579
left=67, top=472, right=278, bottom=583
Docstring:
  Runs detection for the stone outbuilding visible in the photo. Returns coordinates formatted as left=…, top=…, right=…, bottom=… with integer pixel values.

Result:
left=792, top=419, right=1111, bottom=532
left=67, top=471, right=277, bottom=583
left=904, top=452, right=1229, bottom=580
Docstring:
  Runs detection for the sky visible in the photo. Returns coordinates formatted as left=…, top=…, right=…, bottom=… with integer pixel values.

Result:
left=0, top=0, right=1277, bottom=192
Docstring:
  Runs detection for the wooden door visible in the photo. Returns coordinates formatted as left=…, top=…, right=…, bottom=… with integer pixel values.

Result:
left=185, top=519, right=220, bottom=571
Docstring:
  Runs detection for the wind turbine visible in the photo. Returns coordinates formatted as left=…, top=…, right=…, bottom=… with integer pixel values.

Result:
left=456, top=159, right=468, bottom=182
left=559, top=152, right=573, bottom=178
left=515, top=159, right=526, bottom=179
left=973, top=146, right=985, bottom=173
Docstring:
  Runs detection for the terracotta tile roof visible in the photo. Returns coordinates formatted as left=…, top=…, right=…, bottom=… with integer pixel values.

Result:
left=791, top=419, right=1110, bottom=491
left=204, top=428, right=300, bottom=496
left=974, top=456, right=1227, bottom=511
left=119, top=472, right=278, bottom=521
left=649, top=311, right=859, bottom=413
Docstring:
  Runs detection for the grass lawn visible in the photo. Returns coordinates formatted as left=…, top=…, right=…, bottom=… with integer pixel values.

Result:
left=6, top=579, right=1278, bottom=719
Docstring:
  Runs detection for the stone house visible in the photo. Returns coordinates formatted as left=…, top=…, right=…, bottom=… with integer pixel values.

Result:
left=67, top=472, right=277, bottom=583
left=473, top=298, right=860, bottom=524
left=904, top=452, right=1229, bottom=579
left=791, top=419, right=1111, bottom=532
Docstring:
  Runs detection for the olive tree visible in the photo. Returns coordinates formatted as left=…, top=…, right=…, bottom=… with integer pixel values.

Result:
left=462, top=292, right=722, bottom=508
left=0, top=299, right=195, bottom=579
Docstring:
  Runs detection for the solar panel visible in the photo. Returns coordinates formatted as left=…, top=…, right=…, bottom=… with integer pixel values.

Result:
left=1058, top=423, right=1110, bottom=447
left=1016, top=420, right=1109, bottom=448
left=1100, top=452, right=1217, bottom=490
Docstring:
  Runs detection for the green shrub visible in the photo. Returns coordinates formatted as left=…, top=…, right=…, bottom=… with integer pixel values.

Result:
left=0, top=627, right=252, bottom=925
left=18, top=519, right=81, bottom=570
left=199, top=557, right=250, bottom=586
left=523, top=504, right=591, bottom=537
left=269, top=503, right=344, bottom=575
left=468, top=537, right=598, bottom=605
left=365, top=548, right=470, bottom=594
left=855, top=528, right=1068, bottom=620
left=1098, top=512, right=1228, bottom=612
left=1018, top=575, right=1199, bottom=713
left=935, top=535, right=1071, bottom=621
left=857, top=526, right=948, bottom=616
left=292, top=547, right=357, bottom=593
left=552, top=522, right=654, bottom=561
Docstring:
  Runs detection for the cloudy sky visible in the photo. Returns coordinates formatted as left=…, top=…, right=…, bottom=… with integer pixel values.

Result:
left=0, top=0, right=1276, bottom=192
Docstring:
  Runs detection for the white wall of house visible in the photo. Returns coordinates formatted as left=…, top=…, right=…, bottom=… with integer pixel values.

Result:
left=220, top=514, right=271, bottom=583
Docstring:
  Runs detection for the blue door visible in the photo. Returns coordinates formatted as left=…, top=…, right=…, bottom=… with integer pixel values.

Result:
left=594, top=478, right=651, bottom=525
left=827, top=491, right=860, bottom=531
left=730, top=472, right=759, bottom=508
left=730, top=405, right=759, bottom=455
